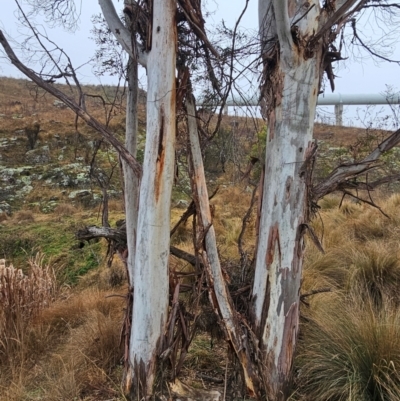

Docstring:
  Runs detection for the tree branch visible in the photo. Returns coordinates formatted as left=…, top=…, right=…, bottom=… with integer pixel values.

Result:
left=75, top=224, right=202, bottom=267
left=313, top=127, right=400, bottom=199
left=310, top=0, right=362, bottom=47
left=0, top=29, right=142, bottom=179
left=272, top=0, right=293, bottom=64
left=350, top=18, right=400, bottom=64
left=98, top=0, right=147, bottom=67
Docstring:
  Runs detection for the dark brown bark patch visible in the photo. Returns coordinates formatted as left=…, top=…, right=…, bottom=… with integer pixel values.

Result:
left=269, top=110, right=276, bottom=140
left=266, top=224, right=281, bottom=266
left=154, top=107, right=166, bottom=203
left=258, top=275, right=271, bottom=341
left=278, top=301, right=298, bottom=376
left=285, top=176, right=293, bottom=202
left=131, top=358, right=148, bottom=400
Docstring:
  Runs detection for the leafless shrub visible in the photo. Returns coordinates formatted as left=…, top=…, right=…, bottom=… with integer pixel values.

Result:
left=25, top=121, right=41, bottom=150
left=13, top=209, right=35, bottom=222
left=53, top=203, right=79, bottom=217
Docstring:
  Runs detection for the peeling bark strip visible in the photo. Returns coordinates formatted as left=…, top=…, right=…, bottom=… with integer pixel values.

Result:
left=186, top=94, right=260, bottom=398
left=278, top=301, right=298, bottom=375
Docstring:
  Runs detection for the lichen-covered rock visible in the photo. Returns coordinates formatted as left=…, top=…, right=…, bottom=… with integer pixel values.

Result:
left=68, top=190, right=91, bottom=199
left=42, top=163, right=91, bottom=188
left=25, top=146, right=51, bottom=164
left=175, top=199, right=189, bottom=209
left=0, top=201, right=12, bottom=215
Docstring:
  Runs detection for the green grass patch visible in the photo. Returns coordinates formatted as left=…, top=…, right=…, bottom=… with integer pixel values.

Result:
left=0, top=216, right=104, bottom=285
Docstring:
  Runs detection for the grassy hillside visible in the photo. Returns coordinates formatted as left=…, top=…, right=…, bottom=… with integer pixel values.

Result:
left=1, top=77, right=400, bottom=400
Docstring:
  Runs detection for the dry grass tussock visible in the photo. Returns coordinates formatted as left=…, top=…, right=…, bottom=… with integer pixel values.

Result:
left=211, top=185, right=256, bottom=255
left=36, top=290, right=125, bottom=401
left=11, top=209, right=35, bottom=223
left=0, top=250, right=126, bottom=400
left=53, top=202, right=80, bottom=217
left=295, top=291, right=400, bottom=401
left=296, top=193, right=400, bottom=400
left=0, top=255, right=57, bottom=391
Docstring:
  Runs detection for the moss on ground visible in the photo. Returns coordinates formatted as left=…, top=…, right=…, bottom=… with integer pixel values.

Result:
left=0, top=215, right=106, bottom=285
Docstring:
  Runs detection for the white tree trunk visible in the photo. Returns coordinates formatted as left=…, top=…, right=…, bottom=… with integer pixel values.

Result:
left=98, top=0, right=147, bottom=66
left=121, top=61, right=139, bottom=393
left=123, top=58, right=139, bottom=285
left=253, top=1, right=321, bottom=399
left=126, top=0, right=177, bottom=397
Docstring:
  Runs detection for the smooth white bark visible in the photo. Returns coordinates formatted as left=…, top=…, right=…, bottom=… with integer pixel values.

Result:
left=129, top=0, right=177, bottom=395
left=272, top=0, right=293, bottom=65
left=254, top=1, right=321, bottom=397
left=123, top=58, right=139, bottom=285
left=98, top=0, right=148, bottom=67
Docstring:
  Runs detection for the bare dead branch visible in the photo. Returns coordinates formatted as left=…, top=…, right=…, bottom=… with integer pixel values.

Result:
left=350, top=18, right=400, bottom=64
left=75, top=223, right=203, bottom=268
left=339, top=190, right=390, bottom=218
left=177, top=0, right=219, bottom=59
left=313, top=127, right=400, bottom=199
left=238, top=184, right=258, bottom=264
left=309, top=0, right=362, bottom=48
left=300, top=287, right=331, bottom=306
left=170, top=187, right=219, bottom=238
left=0, top=29, right=142, bottom=180
left=361, top=3, right=400, bottom=10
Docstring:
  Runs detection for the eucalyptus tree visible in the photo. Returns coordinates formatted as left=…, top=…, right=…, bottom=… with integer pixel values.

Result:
left=253, top=1, right=400, bottom=398
left=1, top=1, right=400, bottom=400
left=97, top=0, right=178, bottom=397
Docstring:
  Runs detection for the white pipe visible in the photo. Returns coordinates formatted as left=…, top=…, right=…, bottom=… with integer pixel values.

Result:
left=317, top=93, right=400, bottom=106
left=199, top=92, right=400, bottom=107
left=199, top=93, right=400, bottom=126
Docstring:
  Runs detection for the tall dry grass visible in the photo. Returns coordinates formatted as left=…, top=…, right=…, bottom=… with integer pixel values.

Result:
left=36, top=290, right=125, bottom=401
left=295, top=291, right=400, bottom=401
left=295, top=193, right=400, bottom=400
left=0, top=254, right=57, bottom=392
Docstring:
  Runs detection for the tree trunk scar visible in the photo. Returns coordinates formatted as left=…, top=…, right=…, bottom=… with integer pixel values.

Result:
left=266, top=224, right=281, bottom=267
left=157, top=107, right=165, bottom=160
left=278, top=301, right=298, bottom=375
left=269, top=110, right=276, bottom=140
left=154, top=107, right=166, bottom=202
left=285, top=176, right=293, bottom=201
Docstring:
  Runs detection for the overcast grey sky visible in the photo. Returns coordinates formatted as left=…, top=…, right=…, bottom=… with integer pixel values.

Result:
left=1, top=1, right=399, bottom=125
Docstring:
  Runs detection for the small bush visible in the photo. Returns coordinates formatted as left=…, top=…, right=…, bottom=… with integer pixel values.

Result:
left=13, top=210, right=35, bottom=222
left=25, top=121, right=40, bottom=150
left=53, top=203, right=79, bottom=217
left=0, top=231, right=36, bottom=258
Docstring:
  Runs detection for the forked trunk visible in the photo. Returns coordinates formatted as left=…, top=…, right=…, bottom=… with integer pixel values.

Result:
left=124, top=0, right=177, bottom=398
